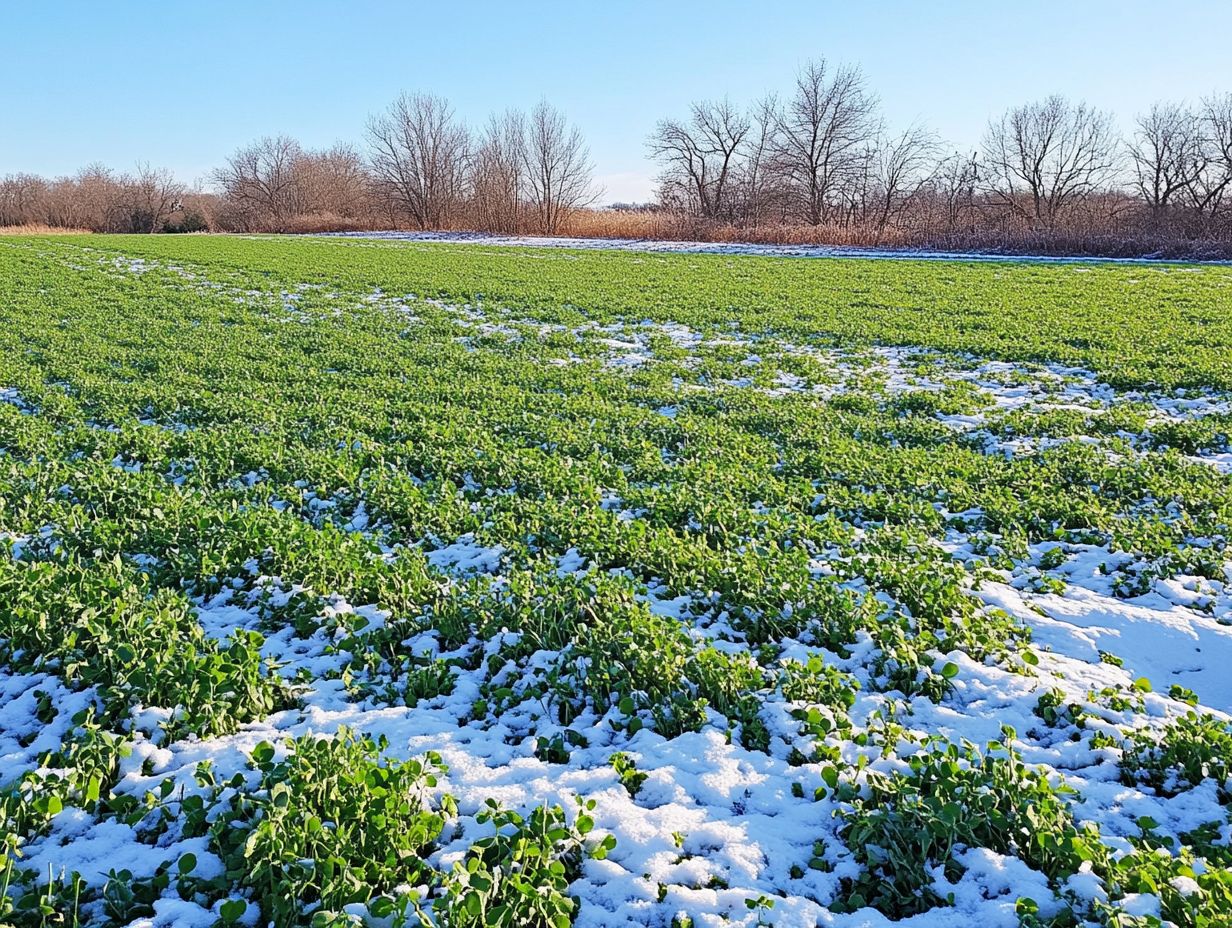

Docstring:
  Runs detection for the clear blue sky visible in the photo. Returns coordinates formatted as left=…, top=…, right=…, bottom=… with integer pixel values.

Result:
left=3, top=1, right=1230, bottom=203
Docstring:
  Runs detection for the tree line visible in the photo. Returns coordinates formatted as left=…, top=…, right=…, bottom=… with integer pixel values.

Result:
left=0, top=94, right=597, bottom=236
left=3, top=61, right=1231, bottom=255
left=647, top=61, right=1231, bottom=250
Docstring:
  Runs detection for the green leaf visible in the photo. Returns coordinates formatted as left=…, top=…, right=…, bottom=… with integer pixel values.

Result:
left=219, top=899, right=247, bottom=924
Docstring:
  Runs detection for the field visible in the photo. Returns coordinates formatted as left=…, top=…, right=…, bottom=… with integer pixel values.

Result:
left=3, top=235, right=1232, bottom=928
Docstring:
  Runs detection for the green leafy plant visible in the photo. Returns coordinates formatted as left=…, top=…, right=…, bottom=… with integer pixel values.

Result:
left=836, top=737, right=1104, bottom=917
left=210, top=729, right=454, bottom=927
left=428, top=798, right=615, bottom=928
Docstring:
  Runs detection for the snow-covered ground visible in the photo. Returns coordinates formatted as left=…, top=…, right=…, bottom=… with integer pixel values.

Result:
left=9, top=524, right=1231, bottom=927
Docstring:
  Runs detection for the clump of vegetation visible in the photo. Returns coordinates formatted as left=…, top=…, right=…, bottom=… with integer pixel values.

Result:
left=0, top=556, right=289, bottom=740
left=428, top=799, right=614, bottom=928
left=835, top=737, right=1102, bottom=917
left=210, top=730, right=454, bottom=928
left=1120, top=712, right=1232, bottom=799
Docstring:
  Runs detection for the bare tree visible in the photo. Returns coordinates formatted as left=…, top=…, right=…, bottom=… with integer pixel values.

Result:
left=4, top=74, right=1231, bottom=248
left=366, top=93, right=470, bottom=230
left=295, top=144, right=371, bottom=219
left=119, top=162, right=184, bottom=232
left=933, top=151, right=981, bottom=233
left=168, top=186, right=218, bottom=233
left=648, top=98, right=750, bottom=220
left=1130, top=102, right=1204, bottom=212
left=53, top=164, right=126, bottom=231
left=213, top=136, right=303, bottom=231
left=41, top=177, right=83, bottom=229
left=871, top=123, right=939, bottom=229
left=523, top=100, right=598, bottom=234
left=471, top=110, right=527, bottom=232
left=839, top=140, right=879, bottom=227
left=1187, top=93, right=1232, bottom=216
left=0, top=173, right=50, bottom=226
left=776, top=59, right=879, bottom=225
left=735, top=95, right=787, bottom=225
left=982, top=95, right=1120, bottom=228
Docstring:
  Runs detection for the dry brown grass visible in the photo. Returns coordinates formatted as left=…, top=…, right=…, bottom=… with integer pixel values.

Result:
left=556, top=209, right=1232, bottom=259
left=560, top=209, right=678, bottom=240
left=0, top=223, right=91, bottom=236
left=4, top=210, right=1227, bottom=260
left=561, top=210, right=922, bottom=247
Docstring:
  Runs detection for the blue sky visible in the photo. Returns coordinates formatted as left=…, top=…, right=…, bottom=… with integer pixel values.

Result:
left=3, top=1, right=1230, bottom=202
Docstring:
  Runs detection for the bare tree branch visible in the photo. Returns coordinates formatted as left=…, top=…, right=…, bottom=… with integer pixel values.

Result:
left=776, top=59, right=880, bottom=226
left=648, top=98, right=750, bottom=221
left=982, top=95, right=1119, bottom=228
left=213, top=136, right=303, bottom=232
left=523, top=100, right=599, bottom=234
left=366, top=93, right=470, bottom=230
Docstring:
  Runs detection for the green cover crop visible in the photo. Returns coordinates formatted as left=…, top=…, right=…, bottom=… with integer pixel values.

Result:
left=1, top=234, right=1231, bottom=927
